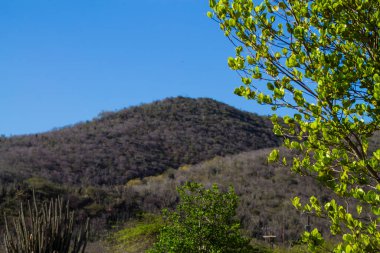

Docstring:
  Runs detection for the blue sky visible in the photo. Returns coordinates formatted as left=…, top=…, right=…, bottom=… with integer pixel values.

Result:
left=0, top=0, right=272, bottom=136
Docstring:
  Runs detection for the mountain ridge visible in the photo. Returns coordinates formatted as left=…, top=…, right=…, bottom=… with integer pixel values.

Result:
left=0, top=96, right=281, bottom=186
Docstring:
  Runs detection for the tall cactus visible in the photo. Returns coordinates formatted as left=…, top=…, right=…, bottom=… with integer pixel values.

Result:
left=3, top=195, right=89, bottom=253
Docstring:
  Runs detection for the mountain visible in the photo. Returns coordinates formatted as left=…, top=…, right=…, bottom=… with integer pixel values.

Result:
left=0, top=97, right=281, bottom=186
left=1, top=97, right=379, bottom=247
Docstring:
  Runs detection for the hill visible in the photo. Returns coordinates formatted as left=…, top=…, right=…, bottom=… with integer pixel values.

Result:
left=121, top=147, right=332, bottom=243
left=0, top=97, right=281, bottom=186
left=1, top=97, right=379, bottom=249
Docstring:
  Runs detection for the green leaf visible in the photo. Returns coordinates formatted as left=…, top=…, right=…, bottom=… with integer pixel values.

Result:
left=373, top=149, right=380, bottom=160
left=268, top=149, right=279, bottom=162
left=310, top=121, right=318, bottom=130
left=227, top=57, right=236, bottom=68
left=285, top=54, right=299, bottom=68
left=292, top=196, right=301, bottom=209
left=356, top=205, right=362, bottom=215
left=372, top=206, right=380, bottom=216
left=247, top=55, right=255, bottom=64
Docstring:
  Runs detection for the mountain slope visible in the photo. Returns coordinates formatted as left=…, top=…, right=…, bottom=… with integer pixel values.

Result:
left=0, top=97, right=281, bottom=186
left=122, top=147, right=332, bottom=242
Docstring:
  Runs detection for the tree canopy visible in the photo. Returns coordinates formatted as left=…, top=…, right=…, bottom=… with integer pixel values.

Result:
left=148, top=182, right=254, bottom=253
left=209, top=0, right=380, bottom=252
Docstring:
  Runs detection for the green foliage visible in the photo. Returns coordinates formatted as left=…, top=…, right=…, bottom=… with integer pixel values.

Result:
left=149, top=182, right=254, bottom=253
left=3, top=195, right=89, bottom=253
left=272, top=242, right=335, bottom=253
left=209, top=0, right=380, bottom=251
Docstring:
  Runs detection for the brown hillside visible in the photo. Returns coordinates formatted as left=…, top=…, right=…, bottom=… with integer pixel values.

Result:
left=0, top=97, right=281, bottom=186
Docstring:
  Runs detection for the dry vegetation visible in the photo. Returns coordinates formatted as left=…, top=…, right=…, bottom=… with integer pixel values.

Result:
left=123, top=148, right=333, bottom=245
left=0, top=97, right=377, bottom=250
left=0, top=97, right=280, bottom=186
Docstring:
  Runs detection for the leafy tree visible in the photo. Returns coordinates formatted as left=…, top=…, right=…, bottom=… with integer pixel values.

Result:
left=148, top=182, right=254, bottom=253
left=208, top=0, right=380, bottom=252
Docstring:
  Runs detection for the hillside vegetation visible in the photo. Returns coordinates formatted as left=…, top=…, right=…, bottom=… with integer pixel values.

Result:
left=122, top=147, right=332, bottom=244
left=1, top=97, right=378, bottom=249
left=0, top=97, right=282, bottom=238
left=0, top=97, right=280, bottom=186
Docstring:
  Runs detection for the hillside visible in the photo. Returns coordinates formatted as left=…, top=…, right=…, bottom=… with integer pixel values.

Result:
left=0, top=97, right=280, bottom=186
left=1, top=97, right=379, bottom=249
left=121, top=147, right=333, bottom=243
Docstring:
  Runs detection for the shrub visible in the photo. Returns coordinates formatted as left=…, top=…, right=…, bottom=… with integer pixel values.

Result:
left=149, top=182, right=254, bottom=253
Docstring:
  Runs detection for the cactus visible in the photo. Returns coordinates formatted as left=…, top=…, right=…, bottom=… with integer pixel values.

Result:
left=3, top=195, right=89, bottom=253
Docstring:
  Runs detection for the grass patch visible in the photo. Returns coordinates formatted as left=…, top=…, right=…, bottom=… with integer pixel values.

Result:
left=107, top=213, right=162, bottom=253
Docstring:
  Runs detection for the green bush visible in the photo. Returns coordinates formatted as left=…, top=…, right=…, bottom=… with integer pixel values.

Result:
left=149, top=182, right=254, bottom=253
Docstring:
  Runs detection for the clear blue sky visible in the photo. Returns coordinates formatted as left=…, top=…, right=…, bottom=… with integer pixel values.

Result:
left=0, top=0, right=272, bottom=136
